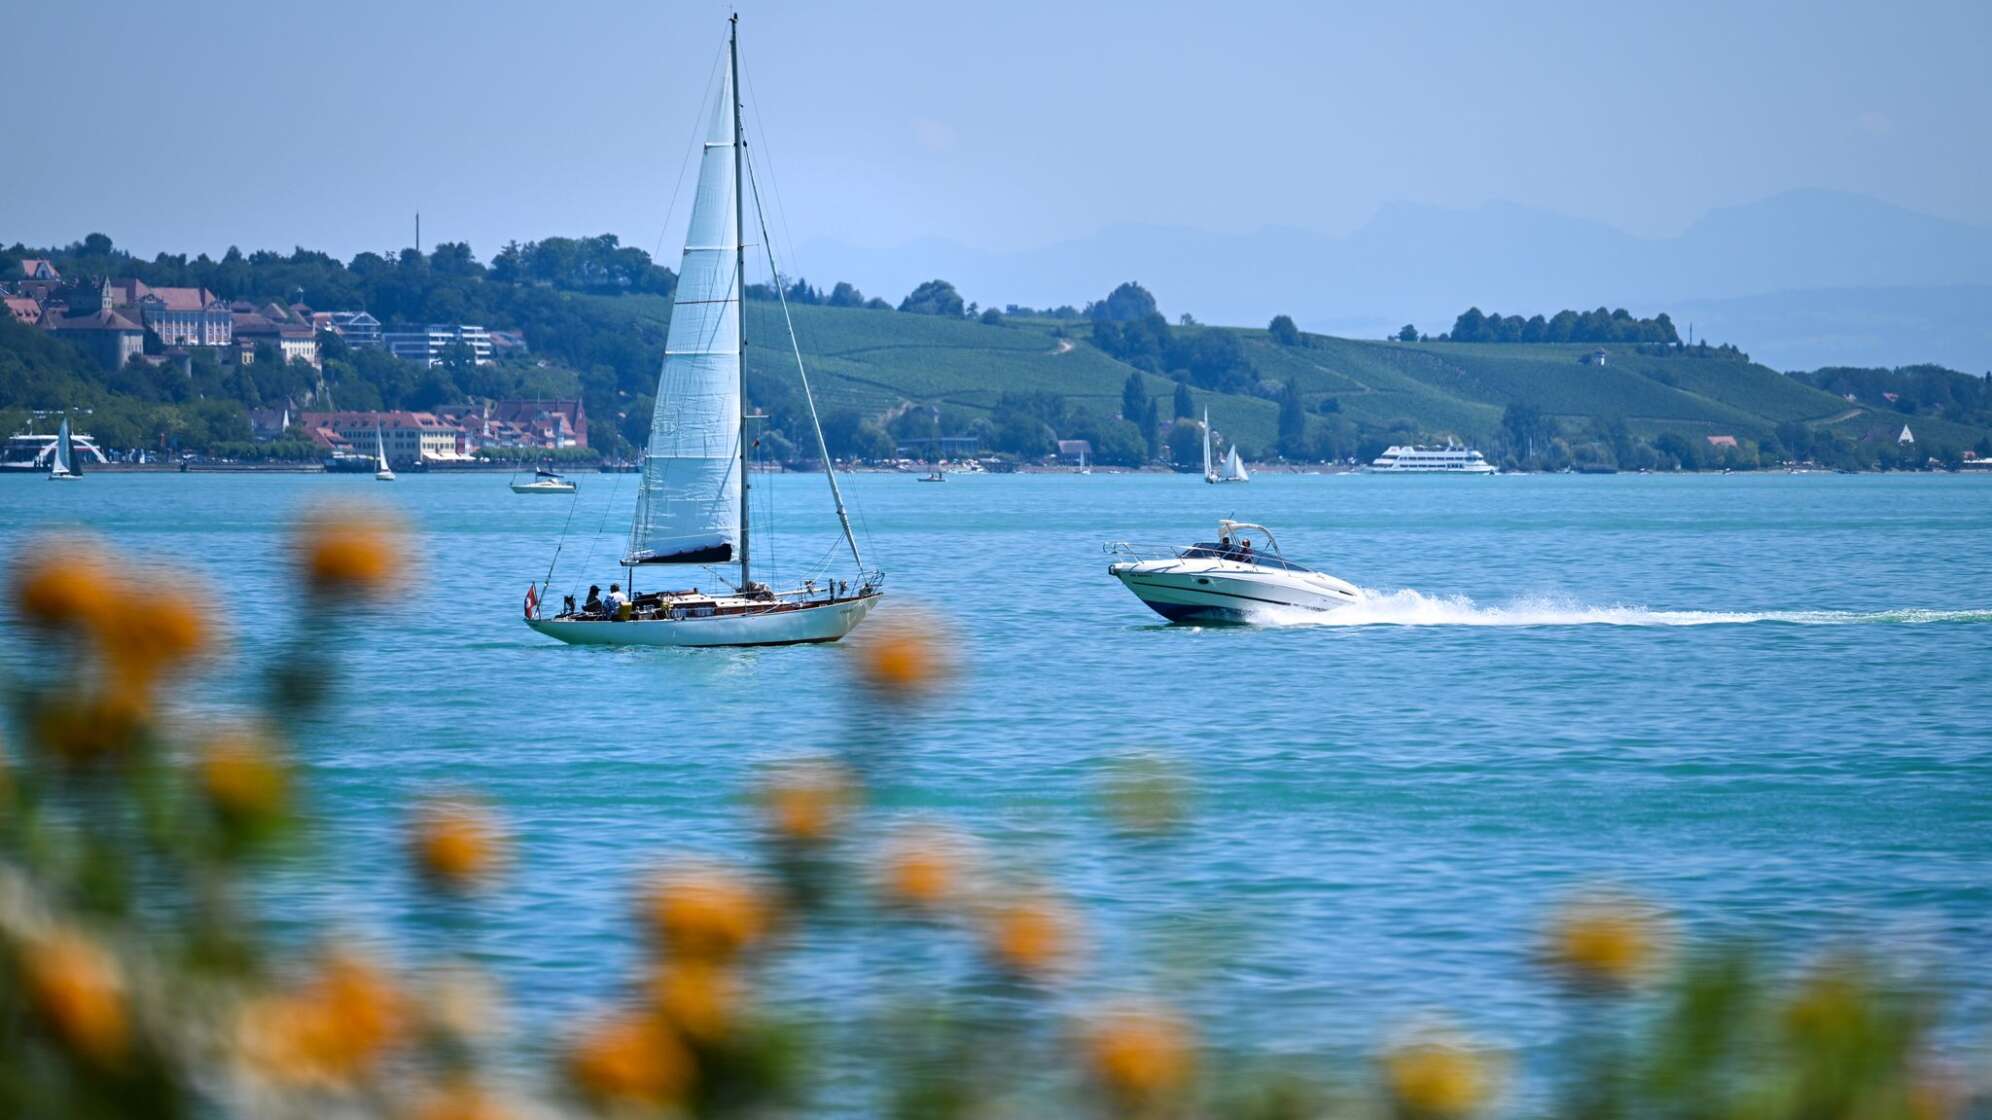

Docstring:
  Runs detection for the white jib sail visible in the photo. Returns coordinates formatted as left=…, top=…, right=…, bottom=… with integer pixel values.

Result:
left=1226, top=446, right=1249, bottom=481
left=1202, top=408, right=1214, bottom=480
left=628, top=66, right=743, bottom=566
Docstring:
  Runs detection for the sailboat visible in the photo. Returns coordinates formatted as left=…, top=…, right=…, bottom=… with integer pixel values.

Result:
left=373, top=425, right=395, bottom=481
left=1202, top=408, right=1247, bottom=483
left=1078, top=446, right=1091, bottom=475
left=523, top=16, right=881, bottom=648
left=48, top=416, right=81, bottom=481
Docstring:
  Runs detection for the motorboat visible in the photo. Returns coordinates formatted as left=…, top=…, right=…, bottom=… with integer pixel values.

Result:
left=512, top=468, right=577, bottom=494
left=1106, top=519, right=1360, bottom=623
left=1202, top=408, right=1247, bottom=483
left=522, top=15, right=881, bottom=649
left=918, top=469, right=946, bottom=482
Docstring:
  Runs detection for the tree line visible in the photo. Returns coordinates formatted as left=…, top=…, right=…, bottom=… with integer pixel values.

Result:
left=1440, top=306, right=1682, bottom=345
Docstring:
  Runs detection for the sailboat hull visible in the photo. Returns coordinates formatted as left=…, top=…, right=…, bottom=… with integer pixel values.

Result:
left=525, top=593, right=879, bottom=648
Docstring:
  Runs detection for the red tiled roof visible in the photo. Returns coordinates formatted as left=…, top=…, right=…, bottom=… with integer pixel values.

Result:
left=1705, top=435, right=1739, bottom=448
left=298, top=410, right=463, bottom=432
left=52, top=308, right=143, bottom=332
left=4, top=296, right=40, bottom=325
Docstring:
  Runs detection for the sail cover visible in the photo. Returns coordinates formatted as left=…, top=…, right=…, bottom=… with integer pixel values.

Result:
left=627, top=68, right=742, bottom=565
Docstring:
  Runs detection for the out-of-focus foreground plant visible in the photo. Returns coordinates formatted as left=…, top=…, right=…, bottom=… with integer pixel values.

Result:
left=0, top=516, right=1983, bottom=1118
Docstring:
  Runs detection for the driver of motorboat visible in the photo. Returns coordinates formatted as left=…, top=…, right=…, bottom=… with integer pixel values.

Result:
left=1239, top=538, right=1253, bottom=561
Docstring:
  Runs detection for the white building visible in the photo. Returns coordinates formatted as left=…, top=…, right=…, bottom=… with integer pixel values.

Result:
left=383, top=324, right=493, bottom=367
left=320, top=311, right=383, bottom=349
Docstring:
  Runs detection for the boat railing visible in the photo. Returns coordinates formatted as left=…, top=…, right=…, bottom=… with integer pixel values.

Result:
left=1103, top=541, right=1310, bottom=571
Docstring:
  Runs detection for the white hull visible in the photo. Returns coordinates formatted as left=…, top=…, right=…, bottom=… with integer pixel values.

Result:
left=527, top=593, right=879, bottom=647
left=376, top=470, right=396, bottom=481
left=1109, top=558, right=1358, bottom=623
left=1365, top=465, right=1497, bottom=475
left=48, top=472, right=80, bottom=481
left=512, top=481, right=577, bottom=494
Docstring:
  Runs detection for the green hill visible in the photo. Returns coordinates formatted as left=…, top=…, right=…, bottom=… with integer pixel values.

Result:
left=616, top=295, right=1979, bottom=467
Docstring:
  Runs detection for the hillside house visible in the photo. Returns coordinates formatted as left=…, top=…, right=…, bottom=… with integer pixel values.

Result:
left=1056, top=439, right=1093, bottom=465
left=1705, top=435, right=1739, bottom=450
left=17, top=259, right=59, bottom=282
left=48, top=308, right=144, bottom=369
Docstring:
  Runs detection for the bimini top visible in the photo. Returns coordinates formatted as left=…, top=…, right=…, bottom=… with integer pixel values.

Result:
left=1180, top=520, right=1311, bottom=571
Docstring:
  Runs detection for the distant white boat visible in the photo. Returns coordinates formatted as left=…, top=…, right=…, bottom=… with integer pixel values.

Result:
left=1368, top=444, right=1496, bottom=474
left=1078, top=447, right=1092, bottom=475
left=48, top=416, right=81, bottom=481
left=918, top=470, right=946, bottom=483
left=1203, top=408, right=1248, bottom=483
left=373, top=426, right=395, bottom=481
left=512, top=467, right=577, bottom=494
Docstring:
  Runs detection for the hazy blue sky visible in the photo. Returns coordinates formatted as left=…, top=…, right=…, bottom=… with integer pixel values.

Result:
left=7, top=0, right=1988, bottom=267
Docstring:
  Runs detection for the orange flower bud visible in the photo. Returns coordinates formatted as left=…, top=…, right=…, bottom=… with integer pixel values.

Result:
left=640, top=866, right=770, bottom=963
left=411, top=796, right=508, bottom=891
left=24, top=931, right=128, bottom=1065
left=566, top=1011, right=692, bottom=1106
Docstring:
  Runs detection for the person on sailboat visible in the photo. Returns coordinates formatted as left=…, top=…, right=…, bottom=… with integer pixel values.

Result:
left=584, top=585, right=603, bottom=614
left=606, top=583, right=628, bottom=619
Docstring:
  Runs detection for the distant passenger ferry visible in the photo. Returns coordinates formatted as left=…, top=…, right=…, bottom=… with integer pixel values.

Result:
left=1368, top=444, right=1498, bottom=474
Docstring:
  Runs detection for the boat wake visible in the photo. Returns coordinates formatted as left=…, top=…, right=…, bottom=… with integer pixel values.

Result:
left=1251, top=588, right=1992, bottom=629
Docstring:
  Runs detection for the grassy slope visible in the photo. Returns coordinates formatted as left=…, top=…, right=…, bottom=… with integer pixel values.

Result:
left=576, top=295, right=1987, bottom=453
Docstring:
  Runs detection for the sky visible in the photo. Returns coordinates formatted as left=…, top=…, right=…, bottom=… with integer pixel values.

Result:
left=6, top=0, right=1989, bottom=272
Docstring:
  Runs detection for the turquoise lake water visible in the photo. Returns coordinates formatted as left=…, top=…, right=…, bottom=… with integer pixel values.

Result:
left=4, top=470, right=1990, bottom=1075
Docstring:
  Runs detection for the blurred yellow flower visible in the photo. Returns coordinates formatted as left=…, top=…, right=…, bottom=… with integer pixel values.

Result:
left=199, top=731, right=288, bottom=827
left=1382, top=1037, right=1491, bottom=1119
left=566, top=1011, right=693, bottom=1106
left=298, top=507, right=402, bottom=598
left=759, top=759, right=850, bottom=844
left=879, top=824, right=966, bottom=912
left=410, top=1080, right=514, bottom=1120
left=649, top=960, right=741, bottom=1042
left=95, top=579, right=210, bottom=687
left=985, top=893, right=1073, bottom=979
left=411, top=796, right=509, bottom=891
left=1784, top=961, right=1871, bottom=1043
left=23, top=930, right=128, bottom=1066
left=11, top=543, right=111, bottom=633
left=853, top=616, right=951, bottom=699
left=241, top=953, right=405, bottom=1086
left=641, top=865, right=771, bottom=964
left=1084, top=1004, right=1196, bottom=1107
left=1545, top=892, right=1665, bottom=990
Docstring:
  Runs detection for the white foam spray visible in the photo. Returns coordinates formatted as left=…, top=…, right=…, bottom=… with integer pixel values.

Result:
left=1252, top=588, right=1992, bottom=629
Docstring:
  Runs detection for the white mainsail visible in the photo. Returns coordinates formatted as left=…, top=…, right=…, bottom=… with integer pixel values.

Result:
left=627, top=65, right=743, bottom=567
left=374, top=426, right=389, bottom=471
left=1202, top=407, right=1215, bottom=482
left=51, top=416, right=76, bottom=477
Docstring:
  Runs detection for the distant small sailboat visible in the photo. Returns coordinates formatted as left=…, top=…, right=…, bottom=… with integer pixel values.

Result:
left=48, top=416, right=81, bottom=481
left=1078, top=447, right=1092, bottom=475
left=512, top=467, right=578, bottom=494
left=1203, top=408, right=1247, bottom=484
left=373, top=426, right=395, bottom=481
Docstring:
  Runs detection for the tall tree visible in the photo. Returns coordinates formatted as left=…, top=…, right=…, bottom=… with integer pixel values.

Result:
left=1268, top=314, right=1301, bottom=347
left=1277, top=379, right=1305, bottom=456
left=1172, top=381, right=1193, bottom=419
left=1120, top=372, right=1148, bottom=424
left=898, top=279, right=964, bottom=316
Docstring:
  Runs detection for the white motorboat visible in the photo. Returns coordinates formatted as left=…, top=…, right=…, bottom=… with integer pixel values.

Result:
left=1106, top=519, right=1360, bottom=623
left=512, top=468, right=577, bottom=494
left=373, top=426, right=395, bottom=481
left=47, top=416, right=81, bottom=481
left=523, top=15, right=881, bottom=649
left=1367, top=443, right=1496, bottom=474
left=1203, top=408, right=1248, bottom=483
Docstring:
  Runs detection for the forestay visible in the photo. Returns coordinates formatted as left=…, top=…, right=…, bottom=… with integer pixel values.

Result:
left=627, top=66, right=742, bottom=566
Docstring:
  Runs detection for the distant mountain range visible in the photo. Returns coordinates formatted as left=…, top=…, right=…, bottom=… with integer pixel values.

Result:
left=800, top=190, right=1992, bottom=373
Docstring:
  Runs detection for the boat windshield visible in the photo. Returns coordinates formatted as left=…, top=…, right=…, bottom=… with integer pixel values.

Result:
left=1180, top=543, right=1311, bottom=572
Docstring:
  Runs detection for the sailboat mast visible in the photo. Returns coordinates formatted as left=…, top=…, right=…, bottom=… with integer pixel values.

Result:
left=729, top=14, right=751, bottom=589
